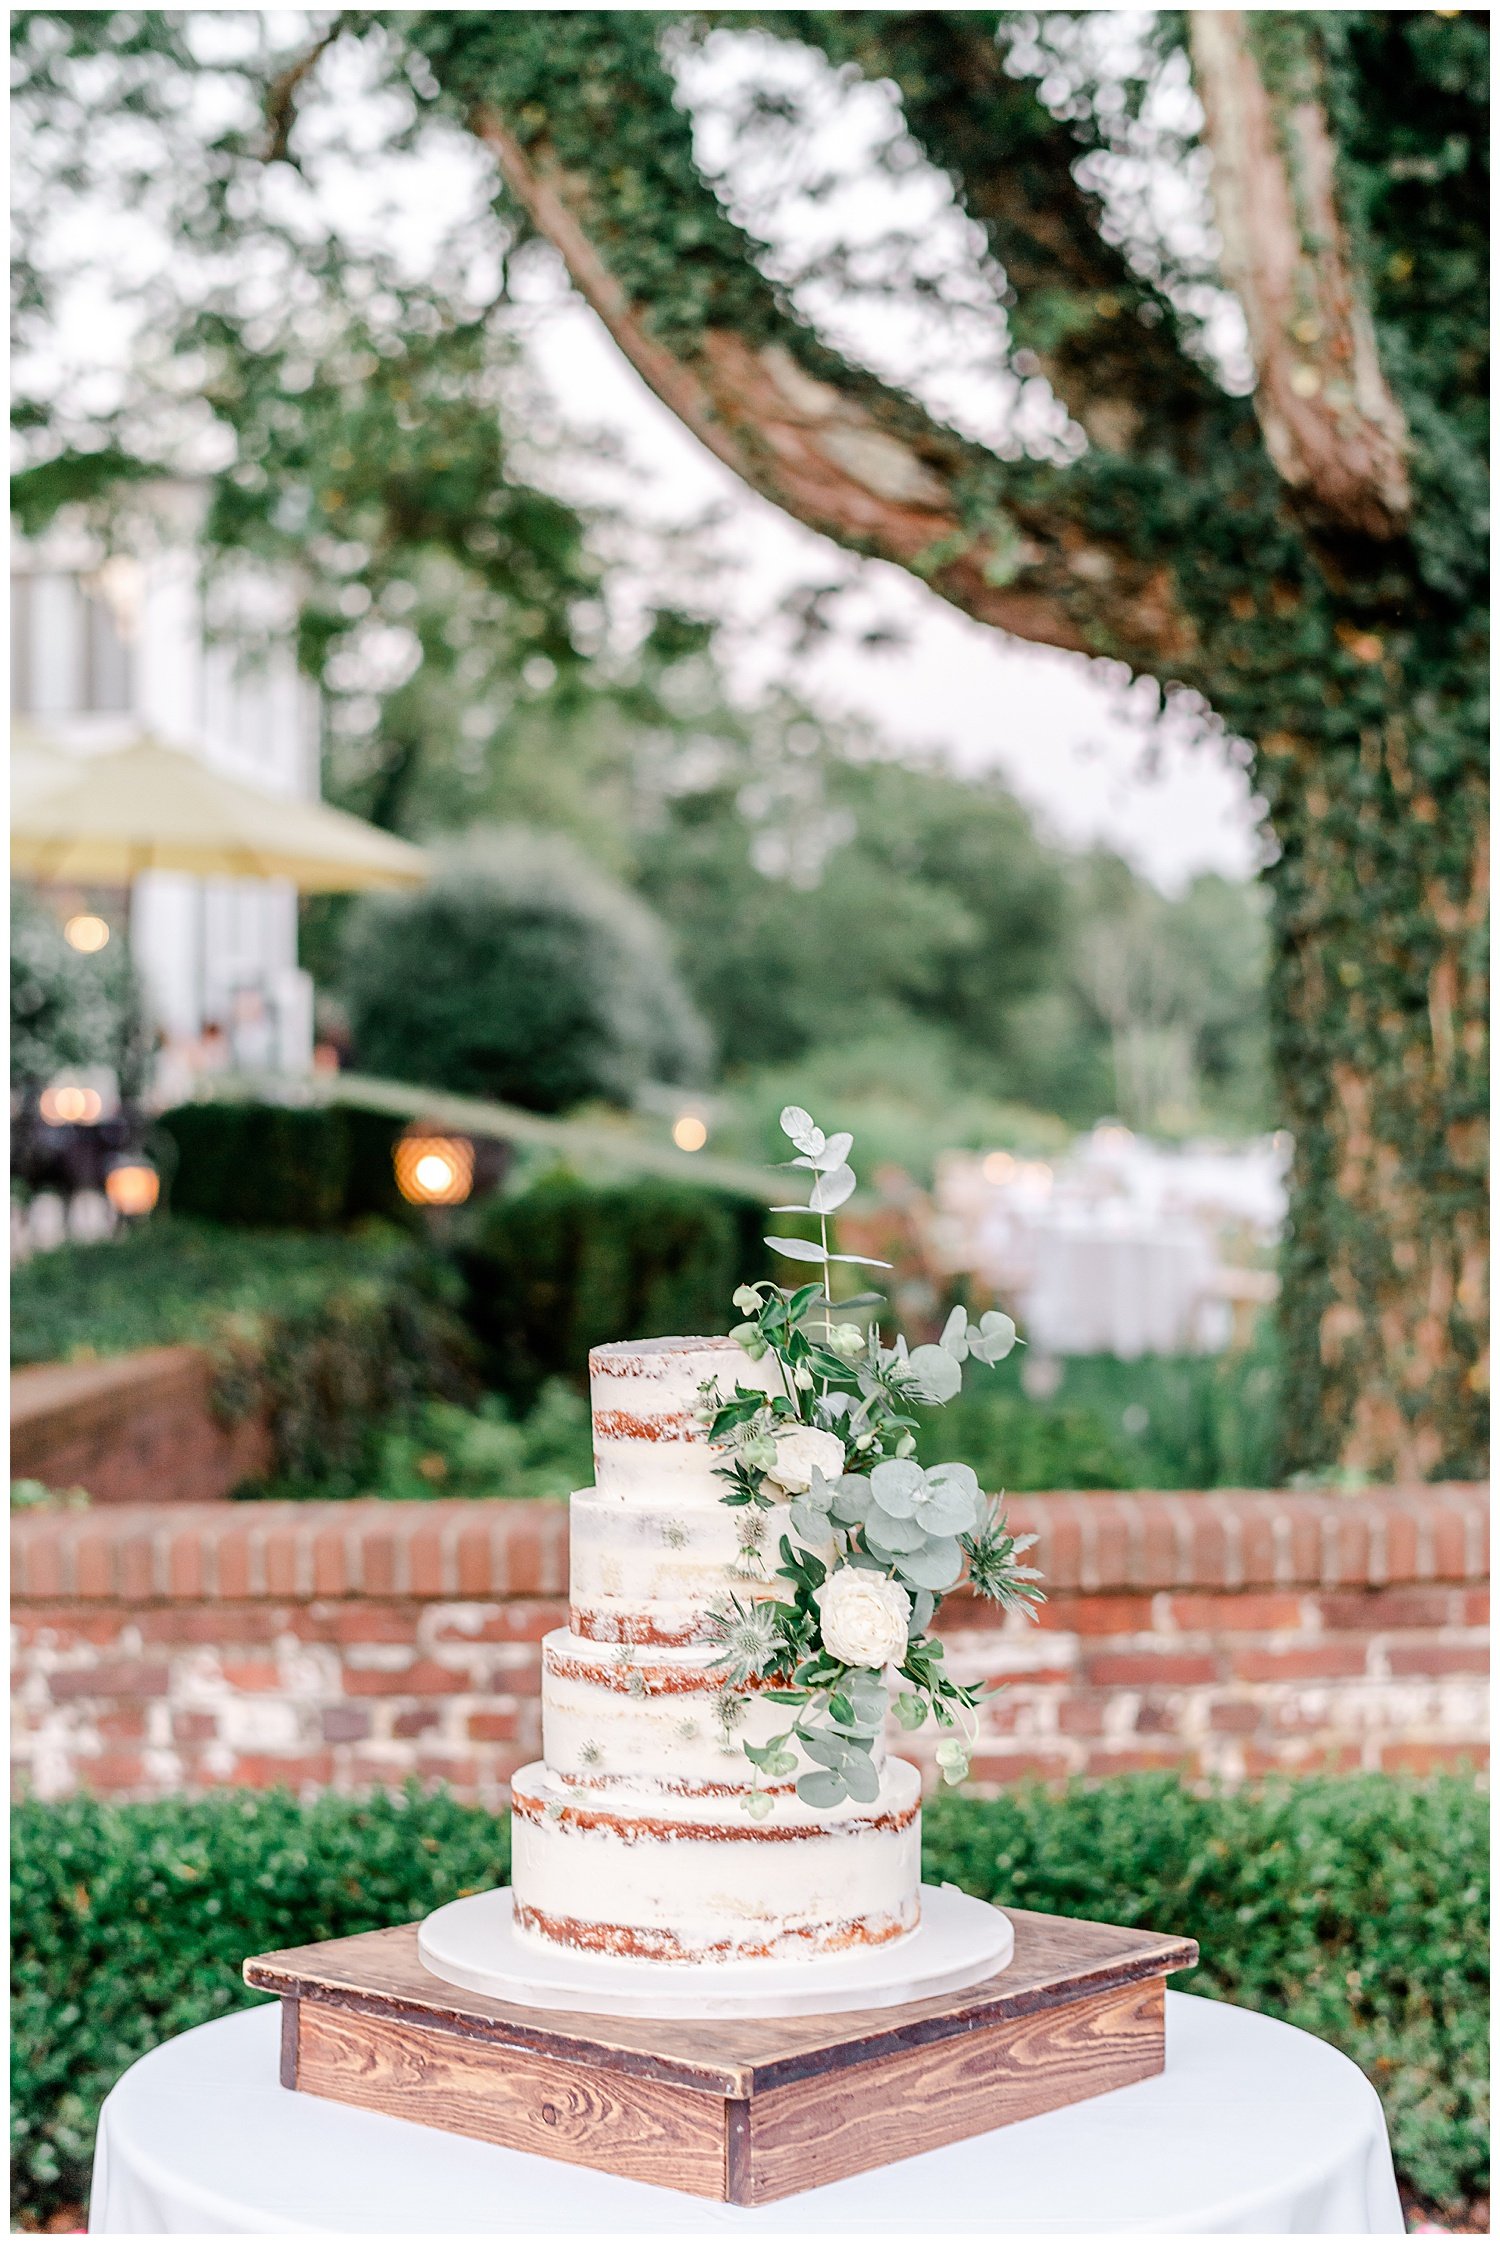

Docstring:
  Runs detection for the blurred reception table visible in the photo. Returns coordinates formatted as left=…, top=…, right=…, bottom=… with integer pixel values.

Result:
left=88, top=1992, right=1404, bottom=2234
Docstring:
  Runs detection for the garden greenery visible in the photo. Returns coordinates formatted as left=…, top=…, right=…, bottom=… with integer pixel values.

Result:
left=702, top=1108, right=1041, bottom=1807
left=10, top=1776, right=1486, bottom=2228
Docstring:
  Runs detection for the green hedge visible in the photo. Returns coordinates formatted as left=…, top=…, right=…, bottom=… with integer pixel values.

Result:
left=157, top=1101, right=408, bottom=1229
left=922, top=1776, right=1488, bottom=2213
left=11, top=1219, right=478, bottom=1496
left=456, top=1167, right=769, bottom=1407
left=11, top=1777, right=1486, bottom=2227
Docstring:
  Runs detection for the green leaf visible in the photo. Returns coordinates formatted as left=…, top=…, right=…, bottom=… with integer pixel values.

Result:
left=840, top=1749, right=881, bottom=1804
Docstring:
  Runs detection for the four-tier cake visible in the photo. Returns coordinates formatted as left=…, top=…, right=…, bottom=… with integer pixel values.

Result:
left=508, top=1335, right=923, bottom=1964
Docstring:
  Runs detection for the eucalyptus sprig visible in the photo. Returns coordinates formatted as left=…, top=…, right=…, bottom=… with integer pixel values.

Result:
left=705, top=1105, right=1044, bottom=1810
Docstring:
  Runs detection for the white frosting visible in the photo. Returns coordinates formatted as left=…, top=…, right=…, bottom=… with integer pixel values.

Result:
left=511, top=1333, right=923, bottom=1963
left=510, top=1757, right=921, bottom=1963
left=539, top=1629, right=886, bottom=1789
left=588, top=1335, right=782, bottom=1502
left=568, top=1486, right=793, bottom=1644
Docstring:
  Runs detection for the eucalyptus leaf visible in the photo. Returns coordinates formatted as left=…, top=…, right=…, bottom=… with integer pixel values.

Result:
left=894, top=1536, right=964, bottom=1591
left=764, top=1235, right=826, bottom=1263
left=796, top=1767, right=848, bottom=1809
left=894, top=1691, right=926, bottom=1730
left=903, top=1343, right=964, bottom=1403
left=840, top=1749, right=881, bottom=1804
left=779, top=1106, right=822, bottom=1154
left=940, top=1304, right=970, bottom=1359
left=915, top=1480, right=980, bottom=1538
left=798, top=1729, right=850, bottom=1769
left=868, top=1457, right=924, bottom=1518
left=967, top=1309, right=1018, bottom=1364
left=808, top=1163, right=856, bottom=1214
left=909, top=1590, right=936, bottom=1637
left=862, top=1508, right=929, bottom=1556
left=826, top=1252, right=893, bottom=1267
left=812, top=1130, right=853, bottom=1171
left=829, top=1475, right=873, bottom=1525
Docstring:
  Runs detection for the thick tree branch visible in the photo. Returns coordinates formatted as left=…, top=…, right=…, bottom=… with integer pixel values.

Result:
left=472, top=101, right=1196, bottom=673
left=773, top=11, right=1231, bottom=463
left=261, top=18, right=344, bottom=164
left=1189, top=11, right=1410, bottom=539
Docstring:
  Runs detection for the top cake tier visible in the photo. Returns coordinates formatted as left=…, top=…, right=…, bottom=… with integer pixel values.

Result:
left=589, top=1335, right=779, bottom=1502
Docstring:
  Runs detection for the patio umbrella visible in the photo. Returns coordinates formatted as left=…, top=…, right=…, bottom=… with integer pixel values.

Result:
left=10, top=734, right=428, bottom=891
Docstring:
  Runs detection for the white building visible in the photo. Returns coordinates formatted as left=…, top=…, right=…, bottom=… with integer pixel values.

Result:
left=11, top=489, right=321, bottom=1082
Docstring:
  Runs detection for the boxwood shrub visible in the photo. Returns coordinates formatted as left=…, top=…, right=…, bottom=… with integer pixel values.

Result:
left=11, top=1776, right=1486, bottom=2228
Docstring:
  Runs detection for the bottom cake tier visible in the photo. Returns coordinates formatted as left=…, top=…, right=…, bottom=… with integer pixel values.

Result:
left=509, top=1758, right=922, bottom=1964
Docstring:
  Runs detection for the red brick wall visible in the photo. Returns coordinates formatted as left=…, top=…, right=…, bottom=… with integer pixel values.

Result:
left=11, top=1347, right=270, bottom=1506
left=12, top=1488, right=1487, bottom=1804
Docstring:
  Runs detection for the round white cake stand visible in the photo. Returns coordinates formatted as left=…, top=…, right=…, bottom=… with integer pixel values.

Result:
left=417, top=1885, right=1013, bottom=2020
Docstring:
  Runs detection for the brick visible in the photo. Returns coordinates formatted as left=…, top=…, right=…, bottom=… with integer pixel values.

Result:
left=392, top=1708, right=441, bottom=1739
left=1385, top=1641, right=1488, bottom=1677
left=1230, top=1643, right=1370, bottom=1683
left=321, top=1705, right=371, bottom=1743
left=467, top=1709, right=522, bottom=1743
left=1243, top=1742, right=1365, bottom=1777
left=429, top=1602, right=568, bottom=1644
left=1316, top=1587, right=1456, bottom=1631
left=49, top=1660, right=169, bottom=1702
left=1166, top=1593, right=1307, bottom=1634
left=219, top=1659, right=282, bottom=1692
left=966, top=1752, right=1074, bottom=1785
left=1461, top=1588, right=1489, bottom=1626
left=172, top=1711, right=219, bottom=1743
left=76, top=1750, right=148, bottom=1789
left=1082, top=1746, right=1194, bottom=1776
left=168, top=1527, right=207, bottom=1599
left=407, top=1521, right=452, bottom=1599
left=358, top=1524, right=402, bottom=1598
left=1205, top=1697, right=1262, bottom=1735
left=1431, top=1507, right=1471, bottom=1580
left=456, top=1521, right=494, bottom=1597
left=17, top=1526, right=66, bottom=1600
left=415, top=1753, right=481, bottom=1787
left=502, top=1526, right=543, bottom=1597
left=1084, top=1651, right=1219, bottom=1687
left=74, top=1526, right=116, bottom=1599
left=1055, top=1697, right=1110, bottom=1737
left=219, top=1753, right=334, bottom=1789
left=263, top=1526, right=304, bottom=1599
left=1379, top=1741, right=1488, bottom=1775
left=1036, top=1594, right=1153, bottom=1637
left=342, top=1657, right=468, bottom=1698
left=328, top=1603, right=420, bottom=1646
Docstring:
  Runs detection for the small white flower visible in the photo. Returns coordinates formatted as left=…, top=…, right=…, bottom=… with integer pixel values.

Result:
left=814, top=1568, right=911, bottom=1668
left=764, top=1425, right=846, bottom=1494
left=828, top=1323, right=865, bottom=1357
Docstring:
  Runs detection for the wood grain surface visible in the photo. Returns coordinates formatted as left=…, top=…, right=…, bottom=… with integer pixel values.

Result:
left=246, top=1904, right=1197, bottom=2098
left=294, top=2000, right=730, bottom=2198
left=741, top=1976, right=1166, bottom=2204
left=254, top=1905, right=1198, bottom=2203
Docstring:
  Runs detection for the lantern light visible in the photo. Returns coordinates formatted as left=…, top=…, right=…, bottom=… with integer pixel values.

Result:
left=982, top=1149, right=1016, bottom=1185
left=64, top=913, right=111, bottom=954
left=105, top=1156, right=161, bottom=1218
left=394, top=1131, right=474, bottom=1207
left=40, top=1084, right=105, bottom=1126
left=672, top=1113, right=709, bottom=1152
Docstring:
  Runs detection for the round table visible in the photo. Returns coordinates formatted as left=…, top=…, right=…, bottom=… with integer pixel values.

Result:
left=88, top=1993, right=1404, bottom=2235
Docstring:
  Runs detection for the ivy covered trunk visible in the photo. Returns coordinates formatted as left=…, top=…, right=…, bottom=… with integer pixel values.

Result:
left=1261, top=680, right=1487, bottom=1480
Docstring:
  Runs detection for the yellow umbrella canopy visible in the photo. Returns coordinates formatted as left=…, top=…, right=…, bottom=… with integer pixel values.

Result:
left=10, top=735, right=428, bottom=891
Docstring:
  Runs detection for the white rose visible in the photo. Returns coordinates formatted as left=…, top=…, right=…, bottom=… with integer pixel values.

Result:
left=763, top=1426, right=846, bottom=1494
left=814, top=1568, right=911, bottom=1668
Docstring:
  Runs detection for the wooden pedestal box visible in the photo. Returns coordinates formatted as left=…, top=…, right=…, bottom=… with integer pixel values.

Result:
left=246, top=1907, right=1197, bottom=2205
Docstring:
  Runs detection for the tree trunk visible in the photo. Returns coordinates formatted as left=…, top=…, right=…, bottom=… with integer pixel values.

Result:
left=1260, top=691, right=1487, bottom=1481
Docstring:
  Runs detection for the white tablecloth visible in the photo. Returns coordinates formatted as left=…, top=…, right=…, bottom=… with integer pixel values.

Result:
left=89, top=1992, right=1404, bottom=2236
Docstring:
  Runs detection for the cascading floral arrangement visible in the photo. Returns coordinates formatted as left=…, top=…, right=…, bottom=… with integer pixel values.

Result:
left=700, top=1105, right=1043, bottom=1815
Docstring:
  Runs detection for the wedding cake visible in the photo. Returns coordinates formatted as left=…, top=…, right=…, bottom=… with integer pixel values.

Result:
left=508, top=1335, right=923, bottom=1965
